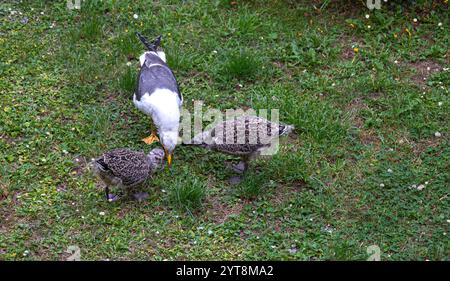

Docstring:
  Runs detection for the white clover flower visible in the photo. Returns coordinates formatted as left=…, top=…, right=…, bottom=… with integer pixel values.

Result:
left=417, top=184, right=425, bottom=191
left=438, top=22, right=442, bottom=27
left=394, top=60, right=399, bottom=64
left=212, top=50, right=218, bottom=54
left=126, top=61, right=132, bottom=66
left=365, top=14, right=370, bottom=19
left=434, top=132, right=442, bottom=137
left=387, top=169, right=393, bottom=173
left=133, top=14, right=138, bottom=19
left=380, top=183, right=385, bottom=187
left=207, top=230, right=213, bottom=235
left=367, top=25, right=371, bottom=29
left=99, top=211, right=105, bottom=216
left=413, top=18, right=418, bottom=23
left=438, top=102, right=443, bottom=106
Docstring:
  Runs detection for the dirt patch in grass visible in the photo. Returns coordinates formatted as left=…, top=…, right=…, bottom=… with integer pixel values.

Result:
left=407, top=60, right=443, bottom=86
left=337, top=35, right=363, bottom=61
left=268, top=181, right=305, bottom=206
left=206, top=198, right=245, bottom=224
left=359, top=129, right=381, bottom=148
left=272, top=60, right=293, bottom=79
left=411, top=137, right=442, bottom=157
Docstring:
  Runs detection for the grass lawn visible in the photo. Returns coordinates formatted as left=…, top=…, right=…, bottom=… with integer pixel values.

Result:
left=0, top=0, right=448, bottom=260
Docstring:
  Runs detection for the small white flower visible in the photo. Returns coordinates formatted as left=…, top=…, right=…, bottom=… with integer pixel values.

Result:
left=438, top=22, right=442, bottom=27
left=99, top=211, right=105, bottom=216
left=126, top=61, right=132, bottom=66
left=212, top=50, right=218, bottom=54
left=40, top=11, right=44, bottom=15
left=394, top=60, right=399, bottom=64
left=23, top=250, right=30, bottom=256
left=270, top=245, right=276, bottom=249
left=425, top=181, right=429, bottom=185
left=438, top=102, right=443, bottom=106
left=207, top=230, right=213, bottom=235
left=387, top=169, right=393, bottom=173
left=365, top=14, right=370, bottom=19
left=367, top=25, right=371, bottom=29
left=426, top=67, right=431, bottom=71
left=133, top=14, right=138, bottom=19
left=161, top=189, right=166, bottom=193
left=417, top=184, right=425, bottom=191
left=434, top=132, right=442, bottom=137
left=413, top=18, right=418, bottom=23
left=380, top=183, right=385, bottom=187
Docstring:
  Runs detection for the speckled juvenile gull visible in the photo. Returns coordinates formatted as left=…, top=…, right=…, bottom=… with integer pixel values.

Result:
left=186, top=115, right=294, bottom=173
left=93, top=148, right=165, bottom=201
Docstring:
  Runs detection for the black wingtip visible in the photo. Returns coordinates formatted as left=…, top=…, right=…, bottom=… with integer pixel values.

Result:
left=136, top=32, right=152, bottom=51
left=136, top=32, right=162, bottom=52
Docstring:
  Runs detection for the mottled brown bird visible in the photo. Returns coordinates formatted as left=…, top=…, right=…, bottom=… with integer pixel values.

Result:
left=93, top=148, right=165, bottom=201
left=186, top=115, right=294, bottom=173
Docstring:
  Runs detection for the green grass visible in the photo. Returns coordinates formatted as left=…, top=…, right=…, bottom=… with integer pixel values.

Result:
left=0, top=0, right=448, bottom=261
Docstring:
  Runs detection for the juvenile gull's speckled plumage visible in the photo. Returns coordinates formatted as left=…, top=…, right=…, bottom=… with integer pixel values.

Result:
left=93, top=148, right=165, bottom=200
left=187, top=115, right=294, bottom=173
